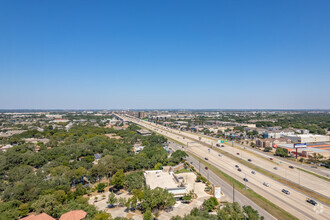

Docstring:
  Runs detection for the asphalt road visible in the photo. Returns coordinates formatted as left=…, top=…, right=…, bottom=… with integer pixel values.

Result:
left=169, top=141, right=276, bottom=220
left=118, top=115, right=330, bottom=220
left=157, top=125, right=330, bottom=198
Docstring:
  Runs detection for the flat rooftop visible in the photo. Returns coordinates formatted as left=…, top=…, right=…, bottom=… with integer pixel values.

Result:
left=145, top=171, right=179, bottom=189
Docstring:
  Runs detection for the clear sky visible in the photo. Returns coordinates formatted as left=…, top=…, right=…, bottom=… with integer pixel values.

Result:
left=0, top=0, right=329, bottom=109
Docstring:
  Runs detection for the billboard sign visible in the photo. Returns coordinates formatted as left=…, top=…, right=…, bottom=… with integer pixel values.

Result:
left=214, top=186, right=222, bottom=199
left=294, top=143, right=307, bottom=148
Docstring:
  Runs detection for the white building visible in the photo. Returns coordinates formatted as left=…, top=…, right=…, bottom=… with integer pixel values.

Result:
left=144, top=169, right=186, bottom=198
left=284, top=134, right=330, bottom=143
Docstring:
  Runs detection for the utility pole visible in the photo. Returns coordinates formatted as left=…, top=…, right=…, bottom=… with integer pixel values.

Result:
left=233, top=184, right=235, bottom=203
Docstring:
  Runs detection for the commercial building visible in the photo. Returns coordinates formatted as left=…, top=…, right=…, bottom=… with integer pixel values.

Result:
left=256, top=138, right=292, bottom=148
left=264, top=129, right=295, bottom=139
left=137, top=129, right=152, bottom=136
left=283, top=134, right=330, bottom=143
left=276, top=143, right=330, bottom=159
left=144, top=167, right=186, bottom=198
left=138, top=112, right=146, bottom=119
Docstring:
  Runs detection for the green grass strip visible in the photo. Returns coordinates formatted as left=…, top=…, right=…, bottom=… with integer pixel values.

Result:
left=190, top=154, right=298, bottom=220
left=297, top=167, right=330, bottom=182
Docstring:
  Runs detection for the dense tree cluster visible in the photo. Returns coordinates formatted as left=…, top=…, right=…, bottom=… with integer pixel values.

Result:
left=171, top=202, right=264, bottom=220
left=0, top=123, right=184, bottom=219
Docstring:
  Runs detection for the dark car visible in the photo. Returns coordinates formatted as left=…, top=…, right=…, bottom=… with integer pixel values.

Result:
left=282, top=189, right=290, bottom=195
left=251, top=171, right=256, bottom=174
left=216, top=144, right=220, bottom=147
left=237, top=153, right=240, bottom=155
left=289, top=166, right=294, bottom=169
left=274, top=167, right=278, bottom=170
left=205, top=167, right=208, bottom=170
left=306, top=199, right=317, bottom=206
left=243, top=178, right=248, bottom=182
left=235, top=165, right=239, bottom=168
left=221, top=145, right=224, bottom=147
left=205, top=157, right=208, bottom=160
left=248, top=159, right=252, bottom=162
left=237, top=168, right=242, bottom=172
left=269, top=158, right=273, bottom=160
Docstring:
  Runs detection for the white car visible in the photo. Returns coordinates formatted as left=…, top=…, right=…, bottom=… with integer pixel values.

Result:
left=263, top=182, right=270, bottom=187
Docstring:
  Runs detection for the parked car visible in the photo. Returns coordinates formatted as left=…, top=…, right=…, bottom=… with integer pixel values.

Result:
left=216, top=144, right=220, bottom=147
left=205, top=167, right=208, bottom=170
left=251, top=171, right=256, bottom=174
left=218, top=154, right=222, bottom=157
left=282, top=189, right=290, bottom=195
left=274, top=167, right=278, bottom=170
left=235, top=165, right=239, bottom=168
left=306, top=199, right=317, bottom=206
left=263, top=182, right=270, bottom=187
left=205, top=157, right=208, bottom=160
left=237, top=153, right=240, bottom=155
left=248, top=159, right=252, bottom=162
left=221, top=145, right=224, bottom=147
left=269, top=158, right=273, bottom=160
left=237, top=168, right=242, bottom=172
left=243, top=178, right=248, bottom=182
left=289, top=166, right=294, bottom=169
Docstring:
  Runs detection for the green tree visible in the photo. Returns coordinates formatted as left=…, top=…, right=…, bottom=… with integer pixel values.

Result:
left=275, top=148, right=289, bottom=157
left=107, top=192, right=117, bottom=207
left=143, top=208, right=153, bottom=220
left=18, top=203, right=29, bottom=217
left=92, top=212, right=112, bottom=220
left=111, top=169, right=125, bottom=189
left=244, top=205, right=261, bottom=220
left=124, top=171, right=144, bottom=192
left=118, top=197, right=127, bottom=207
left=97, top=183, right=106, bottom=192
left=264, top=147, right=272, bottom=152
left=153, top=162, right=163, bottom=170
left=140, top=187, right=176, bottom=211
left=54, top=190, right=66, bottom=203
left=202, top=197, right=219, bottom=212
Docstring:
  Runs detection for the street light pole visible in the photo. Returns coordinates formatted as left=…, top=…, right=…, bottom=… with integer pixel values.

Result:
left=233, top=184, right=235, bottom=203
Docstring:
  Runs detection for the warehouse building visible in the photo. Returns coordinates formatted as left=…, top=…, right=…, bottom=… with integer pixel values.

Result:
left=283, top=134, right=330, bottom=143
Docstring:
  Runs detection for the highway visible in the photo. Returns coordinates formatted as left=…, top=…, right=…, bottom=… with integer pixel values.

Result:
left=177, top=131, right=330, bottom=179
left=118, top=114, right=330, bottom=220
left=169, top=141, right=276, bottom=220
left=151, top=122, right=330, bottom=198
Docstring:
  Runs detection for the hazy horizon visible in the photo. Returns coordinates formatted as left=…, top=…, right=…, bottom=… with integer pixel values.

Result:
left=1, top=0, right=330, bottom=109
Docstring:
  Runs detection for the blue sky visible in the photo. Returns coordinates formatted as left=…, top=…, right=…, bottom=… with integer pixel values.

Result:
left=0, top=0, right=329, bottom=109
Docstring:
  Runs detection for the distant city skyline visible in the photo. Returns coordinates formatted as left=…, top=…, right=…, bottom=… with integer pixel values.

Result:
left=1, top=0, right=330, bottom=109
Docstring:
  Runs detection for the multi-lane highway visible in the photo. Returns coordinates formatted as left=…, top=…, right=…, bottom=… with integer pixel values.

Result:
left=169, top=141, right=276, bottom=220
left=146, top=120, right=330, bottom=198
left=118, top=114, right=330, bottom=220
